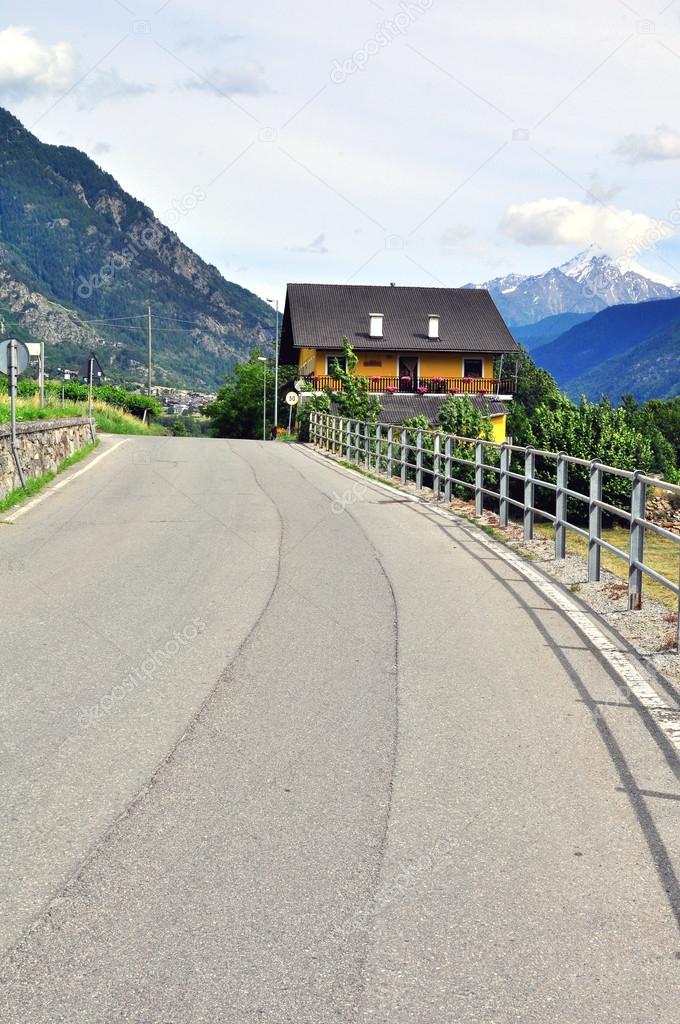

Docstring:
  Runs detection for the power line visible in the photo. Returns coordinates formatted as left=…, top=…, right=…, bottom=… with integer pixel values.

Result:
left=81, top=314, right=149, bottom=323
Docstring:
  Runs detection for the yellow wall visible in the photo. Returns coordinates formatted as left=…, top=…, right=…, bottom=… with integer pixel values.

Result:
left=304, top=350, right=490, bottom=378
left=300, top=349, right=507, bottom=441
left=490, top=414, right=507, bottom=443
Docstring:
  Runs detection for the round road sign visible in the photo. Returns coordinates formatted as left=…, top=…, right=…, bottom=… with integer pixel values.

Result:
left=0, top=339, right=30, bottom=376
left=285, top=391, right=299, bottom=406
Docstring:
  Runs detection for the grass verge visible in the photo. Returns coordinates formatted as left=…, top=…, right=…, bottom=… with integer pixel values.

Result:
left=0, top=439, right=99, bottom=517
left=534, top=521, right=679, bottom=611
left=0, top=395, right=167, bottom=435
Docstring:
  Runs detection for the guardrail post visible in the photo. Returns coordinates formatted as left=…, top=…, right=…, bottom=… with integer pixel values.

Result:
left=676, top=559, right=680, bottom=652
left=555, top=453, right=568, bottom=559
left=387, top=426, right=394, bottom=478
left=523, top=447, right=535, bottom=541
left=375, top=424, right=382, bottom=474
left=628, top=472, right=646, bottom=610
left=588, top=461, right=603, bottom=582
left=364, top=421, right=370, bottom=470
left=444, top=436, right=452, bottom=503
left=433, top=432, right=442, bottom=499
left=354, top=421, right=361, bottom=464
left=400, top=428, right=407, bottom=485
left=474, top=440, right=484, bottom=516
left=345, top=418, right=351, bottom=460
left=499, top=444, right=510, bottom=528
left=416, top=429, right=423, bottom=490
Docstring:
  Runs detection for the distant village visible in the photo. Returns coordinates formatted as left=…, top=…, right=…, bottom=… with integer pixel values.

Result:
left=47, top=363, right=215, bottom=417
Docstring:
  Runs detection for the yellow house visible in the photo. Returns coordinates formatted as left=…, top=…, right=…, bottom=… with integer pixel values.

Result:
left=279, top=283, right=519, bottom=441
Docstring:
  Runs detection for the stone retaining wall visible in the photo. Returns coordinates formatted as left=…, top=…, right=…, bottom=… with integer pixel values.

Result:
left=0, top=417, right=94, bottom=501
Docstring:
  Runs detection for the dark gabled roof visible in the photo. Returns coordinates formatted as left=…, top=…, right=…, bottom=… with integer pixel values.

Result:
left=283, top=284, right=519, bottom=354
left=375, top=394, right=508, bottom=425
left=328, top=393, right=508, bottom=426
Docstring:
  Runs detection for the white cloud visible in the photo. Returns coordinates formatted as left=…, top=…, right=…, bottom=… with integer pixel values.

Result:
left=185, top=63, right=270, bottom=97
left=289, top=233, right=329, bottom=254
left=76, top=69, right=153, bottom=110
left=500, top=197, right=673, bottom=258
left=615, top=124, right=680, bottom=165
left=0, top=26, right=77, bottom=98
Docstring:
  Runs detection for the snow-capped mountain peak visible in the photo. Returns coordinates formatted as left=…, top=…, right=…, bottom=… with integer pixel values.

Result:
left=559, top=244, right=610, bottom=281
left=468, top=247, right=680, bottom=326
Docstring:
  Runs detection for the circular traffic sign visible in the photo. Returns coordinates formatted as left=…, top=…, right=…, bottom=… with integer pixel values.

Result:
left=285, top=391, right=299, bottom=406
left=0, top=339, right=30, bottom=375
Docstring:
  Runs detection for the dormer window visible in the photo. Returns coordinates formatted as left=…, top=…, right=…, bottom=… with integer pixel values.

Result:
left=370, top=313, right=384, bottom=338
left=428, top=315, right=440, bottom=339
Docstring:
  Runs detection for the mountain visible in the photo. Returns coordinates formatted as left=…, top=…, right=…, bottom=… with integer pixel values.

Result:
left=511, top=312, right=595, bottom=351
left=0, top=107, right=275, bottom=390
left=467, top=245, right=680, bottom=326
left=532, top=295, right=680, bottom=388
left=565, top=326, right=680, bottom=403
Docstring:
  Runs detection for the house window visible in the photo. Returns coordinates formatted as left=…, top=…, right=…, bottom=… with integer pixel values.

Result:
left=463, top=358, right=484, bottom=378
left=327, top=354, right=347, bottom=374
left=428, top=315, right=440, bottom=339
left=369, top=314, right=384, bottom=338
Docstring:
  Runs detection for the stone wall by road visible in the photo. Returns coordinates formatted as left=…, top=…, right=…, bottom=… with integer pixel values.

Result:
left=0, top=417, right=94, bottom=501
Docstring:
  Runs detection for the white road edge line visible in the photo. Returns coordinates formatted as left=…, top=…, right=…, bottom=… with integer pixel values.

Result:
left=2, top=439, right=128, bottom=524
left=303, top=446, right=680, bottom=755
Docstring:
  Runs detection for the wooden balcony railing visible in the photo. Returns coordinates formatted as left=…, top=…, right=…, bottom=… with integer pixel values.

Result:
left=308, top=375, right=514, bottom=395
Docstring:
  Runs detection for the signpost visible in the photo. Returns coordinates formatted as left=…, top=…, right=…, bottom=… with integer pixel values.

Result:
left=0, top=339, right=30, bottom=487
left=285, top=390, right=299, bottom=434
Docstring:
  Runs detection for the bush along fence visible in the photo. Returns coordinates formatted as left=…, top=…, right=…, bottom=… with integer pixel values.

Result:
left=310, top=412, right=680, bottom=650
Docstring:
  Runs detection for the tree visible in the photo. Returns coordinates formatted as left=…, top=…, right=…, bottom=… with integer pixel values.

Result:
left=329, top=339, right=382, bottom=422
left=502, top=347, right=561, bottom=445
left=205, top=354, right=298, bottom=438
left=528, top=395, right=655, bottom=513
left=437, top=396, right=491, bottom=440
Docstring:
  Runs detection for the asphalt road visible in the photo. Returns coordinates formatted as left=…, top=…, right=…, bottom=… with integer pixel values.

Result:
left=1, top=434, right=679, bottom=1022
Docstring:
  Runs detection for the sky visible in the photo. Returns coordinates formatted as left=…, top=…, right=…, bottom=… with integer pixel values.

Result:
left=2, top=0, right=680, bottom=308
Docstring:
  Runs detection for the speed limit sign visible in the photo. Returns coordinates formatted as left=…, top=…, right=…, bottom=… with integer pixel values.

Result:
left=285, top=391, right=299, bottom=406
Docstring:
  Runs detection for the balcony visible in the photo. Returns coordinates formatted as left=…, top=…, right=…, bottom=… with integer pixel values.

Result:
left=308, top=375, right=514, bottom=396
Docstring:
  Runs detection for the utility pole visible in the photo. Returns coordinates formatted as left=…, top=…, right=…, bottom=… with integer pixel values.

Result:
left=87, top=354, right=95, bottom=442
left=258, top=356, right=267, bottom=440
left=147, top=303, right=152, bottom=397
left=267, top=297, right=280, bottom=431
left=39, top=341, right=45, bottom=408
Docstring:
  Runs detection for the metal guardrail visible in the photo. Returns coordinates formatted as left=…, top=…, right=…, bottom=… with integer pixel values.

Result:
left=310, top=412, right=680, bottom=650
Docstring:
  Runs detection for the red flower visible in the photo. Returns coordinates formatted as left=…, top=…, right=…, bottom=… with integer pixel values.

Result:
left=449, top=387, right=459, bottom=394
left=400, top=375, right=412, bottom=382
left=371, top=375, right=381, bottom=382
left=386, top=386, right=397, bottom=394
left=417, top=386, right=428, bottom=394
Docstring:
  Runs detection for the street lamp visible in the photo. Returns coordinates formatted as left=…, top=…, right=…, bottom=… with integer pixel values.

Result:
left=266, top=297, right=280, bottom=432
left=257, top=356, right=267, bottom=440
